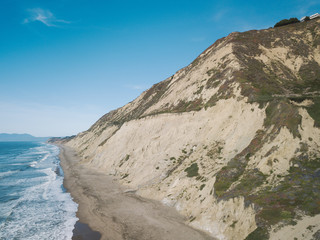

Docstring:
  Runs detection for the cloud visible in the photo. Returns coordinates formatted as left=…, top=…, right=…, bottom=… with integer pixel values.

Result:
left=125, top=84, right=147, bottom=90
left=211, top=9, right=229, bottom=22
left=23, top=8, right=70, bottom=27
left=190, top=37, right=206, bottom=42
left=291, top=0, right=320, bottom=17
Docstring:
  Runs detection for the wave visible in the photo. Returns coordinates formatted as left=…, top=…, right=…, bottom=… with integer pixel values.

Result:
left=0, top=143, right=77, bottom=240
left=0, top=170, right=19, bottom=179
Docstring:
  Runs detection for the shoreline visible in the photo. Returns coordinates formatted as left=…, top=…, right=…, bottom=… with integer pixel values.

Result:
left=58, top=144, right=215, bottom=240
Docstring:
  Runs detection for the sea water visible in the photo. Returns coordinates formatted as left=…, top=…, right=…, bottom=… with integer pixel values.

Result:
left=0, top=142, right=78, bottom=240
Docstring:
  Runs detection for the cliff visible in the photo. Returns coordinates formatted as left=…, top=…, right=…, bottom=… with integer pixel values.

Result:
left=64, top=19, right=320, bottom=239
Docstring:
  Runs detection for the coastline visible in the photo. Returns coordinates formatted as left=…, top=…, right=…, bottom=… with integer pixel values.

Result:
left=58, top=144, right=215, bottom=240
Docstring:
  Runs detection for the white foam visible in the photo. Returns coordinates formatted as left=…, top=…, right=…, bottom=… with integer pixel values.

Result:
left=29, top=161, right=37, bottom=167
left=0, top=143, right=78, bottom=240
left=39, top=153, right=50, bottom=163
left=0, top=170, right=19, bottom=179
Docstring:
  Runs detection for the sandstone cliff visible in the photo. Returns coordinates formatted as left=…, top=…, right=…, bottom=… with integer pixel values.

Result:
left=65, top=19, right=320, bottom=239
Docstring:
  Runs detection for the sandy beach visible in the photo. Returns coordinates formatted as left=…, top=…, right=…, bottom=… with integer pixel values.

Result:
left=59, top=145, right=215, bottom=240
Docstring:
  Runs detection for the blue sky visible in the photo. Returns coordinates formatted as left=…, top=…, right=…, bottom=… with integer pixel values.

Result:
left=1, top=0, right=319, bottom=137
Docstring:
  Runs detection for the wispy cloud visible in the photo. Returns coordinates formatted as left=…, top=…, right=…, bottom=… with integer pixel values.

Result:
left=190, top=37, right=206, bottom=42
left=292, top=1, right=319, bottom=17
left=211, top=9, right=229, bottom=22
left=23, top=8, right=70, bottom=27
left=125, top=84, right=147, bottom=91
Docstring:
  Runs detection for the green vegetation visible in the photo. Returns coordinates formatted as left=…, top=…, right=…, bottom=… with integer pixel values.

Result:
left=122, top=173, right=129, bottom=179
left=173, top=99, right=203, bottom=112
left=274, top=18, right=300, bottom=28
left=207, top=68, right=219, bottom=76
left=305, top=97, right=320, bottom=127
left=206, top=143, right=223, bottom=159
left=200, top=184, right=206, bottom=191
left=214, top=130, right=265, bottom=197
left=99, top=138, right=109, bottom=147
left=230, top=220, right=238, bottom=228
left=258, top=209, right=292, bottom=225
left=245, top=227, right=269, bottom=240
left=119, top=154, right=130, bottom=167
left=246, top=156, right=320, bottom=231
left=230, top=19, right=320, bottom=114
left=184, top=163, right=199, bottom=177
left=124, top=154, right=130, bottom=161
left=194, top=85, right=204, bottom=95
left=204, top=95, right=219, bottom=109
left=214, top=161, right=244, bottom=196
left=298, top=60, right=320, bottom=89
left=206, top=68, right=224, bottom=89
left=232, top=170, right=266, bottom=196
left=264, top=100, right=302, bottom=138
left=214, top=117, right=320, bottom=234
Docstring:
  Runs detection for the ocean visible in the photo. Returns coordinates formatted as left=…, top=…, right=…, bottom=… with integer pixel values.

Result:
left=0, top=142, right=78, bottom=240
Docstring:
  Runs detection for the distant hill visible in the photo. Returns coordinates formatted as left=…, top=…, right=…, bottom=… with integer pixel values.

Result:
left=0, top=133, right=50, bottom=142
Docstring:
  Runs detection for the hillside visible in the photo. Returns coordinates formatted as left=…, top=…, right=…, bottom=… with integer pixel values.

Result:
left=63, top=19, right=320, bottom=239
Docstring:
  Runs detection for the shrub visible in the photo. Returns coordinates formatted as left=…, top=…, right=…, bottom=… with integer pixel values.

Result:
left=274, top=18, right=300, bottom=27
left=245, top=227, right=269, bottom=240
left=184, top=163, right=199, bottom=177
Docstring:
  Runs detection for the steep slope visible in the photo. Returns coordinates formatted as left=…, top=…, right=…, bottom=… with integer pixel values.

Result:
left=65, top=19, right=320, bottom=240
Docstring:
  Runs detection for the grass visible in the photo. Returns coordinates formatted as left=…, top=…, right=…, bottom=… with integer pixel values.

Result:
left=213, top=121, right=320, bottom=234
left=258, top=209, right=292, bottom=225
left=264, top=100, right=302, bottom=138
left=231, top=170, right=266, bottom=196
left=248, top=156, right=320, bottom=229
left=214, top=130, right=265, bottom=197
left=245, top=227, right=269, bottom=240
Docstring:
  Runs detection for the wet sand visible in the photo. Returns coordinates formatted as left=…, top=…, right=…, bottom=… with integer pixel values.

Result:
left=72, top=221, right=101, bottom=240
left=59, top=145, right=215, bottom=240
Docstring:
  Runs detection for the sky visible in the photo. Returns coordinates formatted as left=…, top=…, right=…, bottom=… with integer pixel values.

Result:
left=1, top=0, right=319, bottom=137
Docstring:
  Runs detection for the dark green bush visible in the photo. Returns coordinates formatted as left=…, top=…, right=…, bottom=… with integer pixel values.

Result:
left=274, top=18, right=300, bottom=27
left=184, top=163, right=199, bottom=177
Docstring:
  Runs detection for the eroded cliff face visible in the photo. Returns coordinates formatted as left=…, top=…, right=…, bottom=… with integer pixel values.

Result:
left=65, top=19, right=320, bottom=239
